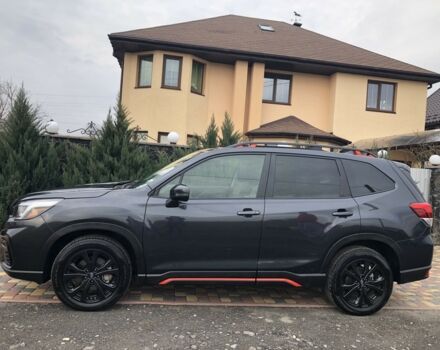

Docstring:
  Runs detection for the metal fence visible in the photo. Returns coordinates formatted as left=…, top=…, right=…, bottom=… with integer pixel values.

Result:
left=410, top=168, right=432, bottom=201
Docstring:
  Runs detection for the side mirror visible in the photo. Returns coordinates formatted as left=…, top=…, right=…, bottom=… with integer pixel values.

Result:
left=166, top=184, right=190, bottom=207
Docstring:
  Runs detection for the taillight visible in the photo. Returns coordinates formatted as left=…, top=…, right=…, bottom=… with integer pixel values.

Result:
left=410, top=202, right=433, bottom=227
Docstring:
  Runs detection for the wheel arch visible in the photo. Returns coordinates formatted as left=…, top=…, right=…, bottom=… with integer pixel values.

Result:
left=321, top=233, right=401, bottom=281
left=43, top=222, right=144, bottom=282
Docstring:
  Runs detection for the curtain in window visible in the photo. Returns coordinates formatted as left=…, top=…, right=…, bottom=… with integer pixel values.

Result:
left=263, top=77, right=274, bottom=100
left=164, top=58, right=180, bottom=87
left=380, top=84, right=394, bottom=111
left=191, top=62, right=204, bottom=93
left=275, top=78, right=290, bottom=103
left=367, top=83, right=379, bottom=109
left=139, top=57, right=152, bottom=87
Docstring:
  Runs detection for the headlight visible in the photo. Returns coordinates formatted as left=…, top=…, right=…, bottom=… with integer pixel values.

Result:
left=15, top=199, right=62, bottom=220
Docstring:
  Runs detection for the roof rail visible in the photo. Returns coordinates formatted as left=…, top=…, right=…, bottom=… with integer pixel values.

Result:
left=229, top=142, right=376, bottom=157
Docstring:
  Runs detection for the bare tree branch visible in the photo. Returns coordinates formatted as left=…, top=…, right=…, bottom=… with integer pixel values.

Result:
left=0, top=80, right=18, bottom=120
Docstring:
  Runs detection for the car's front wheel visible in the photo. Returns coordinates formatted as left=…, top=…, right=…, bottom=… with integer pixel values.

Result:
left=325, top=246, right=393, bottom=316
left=51, top=235, right=131, bottom=311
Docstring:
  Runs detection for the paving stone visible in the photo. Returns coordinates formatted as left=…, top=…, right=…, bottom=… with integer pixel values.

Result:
left=0, top=247, right=438, bottom=309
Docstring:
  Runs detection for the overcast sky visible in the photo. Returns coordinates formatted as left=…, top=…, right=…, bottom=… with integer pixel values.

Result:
left=1, top=0, right=439, bottom=133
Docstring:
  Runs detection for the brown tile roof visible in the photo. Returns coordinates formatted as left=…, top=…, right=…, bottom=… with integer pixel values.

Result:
left=110, top=15, right=439, bottom=79
left=426, top=88, right=440, bottom=128
left=245, top=115, right=350, bottom=145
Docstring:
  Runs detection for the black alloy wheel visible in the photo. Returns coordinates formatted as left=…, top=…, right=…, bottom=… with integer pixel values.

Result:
left=338, top=258, right=386, bottom=309
left=52, top=235, right=131, bottom=311
left=62, top=249, right=119, bottom=304
left=326, top=246, right=393, bottom=316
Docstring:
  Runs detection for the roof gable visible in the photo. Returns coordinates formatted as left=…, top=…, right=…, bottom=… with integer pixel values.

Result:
left=245, top=115, right=350, bottom=145
left=110, top=15, right=439, bottom=80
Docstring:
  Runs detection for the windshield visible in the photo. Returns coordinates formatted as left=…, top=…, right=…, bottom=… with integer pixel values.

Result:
left=135, top=149, right=208, bottom=188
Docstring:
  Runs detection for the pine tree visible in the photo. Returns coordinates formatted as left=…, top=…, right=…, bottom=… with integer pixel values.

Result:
left=89, top=102, right=153, bottom=183
left=0, top=88, right=60, bottom=227
left=62, top=142, right=92, bottom=187
left=200, top=115, right=218, bottom=148
left=219, top=112, right=241, bottom=146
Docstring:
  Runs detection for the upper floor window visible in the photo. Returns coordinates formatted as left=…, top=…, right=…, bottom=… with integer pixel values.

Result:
left=137, top=55, right=153, bottom=87
left=162, top=55, right=182, bottom=89
left=263, top=73, right=292, bottom=104
left=191, top=60, right=205, bottom=94
left=366, top=80, right=396, bottom=113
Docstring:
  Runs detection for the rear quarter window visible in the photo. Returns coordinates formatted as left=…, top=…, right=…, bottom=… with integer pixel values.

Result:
left=342, top=159, right=395, bottom=197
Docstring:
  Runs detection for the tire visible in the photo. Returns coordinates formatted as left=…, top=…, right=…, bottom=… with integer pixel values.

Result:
left=51, top=235, right=132, bottom=311
left=325, top=246, right=393, bottom=316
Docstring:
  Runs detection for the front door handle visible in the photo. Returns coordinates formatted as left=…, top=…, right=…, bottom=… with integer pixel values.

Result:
left=332, top=210, right=353, bottom=217
left=237, top=208, right=261, bottom=217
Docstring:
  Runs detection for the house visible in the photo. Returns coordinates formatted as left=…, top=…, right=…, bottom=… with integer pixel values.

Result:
left=108, top=15, right=440, bottom=145
left=426, top=88, right=440, bottom=130
left=352, top=88, right=440, bottom=166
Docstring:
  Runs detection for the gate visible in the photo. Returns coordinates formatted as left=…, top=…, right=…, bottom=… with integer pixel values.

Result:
left=410, top=168, right=432, bottom=201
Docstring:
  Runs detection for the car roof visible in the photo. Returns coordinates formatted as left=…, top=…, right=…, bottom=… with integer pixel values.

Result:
left=204, top=143, right=385, bottom=165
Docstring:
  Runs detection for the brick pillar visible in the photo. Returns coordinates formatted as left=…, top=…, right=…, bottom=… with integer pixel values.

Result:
left=430, top=168, right=440, bottom=244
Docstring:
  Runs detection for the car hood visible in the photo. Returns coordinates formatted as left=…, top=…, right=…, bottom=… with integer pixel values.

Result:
left=17, top=181, right=131, bottom=201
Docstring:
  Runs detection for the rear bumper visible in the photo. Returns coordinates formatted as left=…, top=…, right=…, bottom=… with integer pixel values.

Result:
left=398, top=265, right=431, bottom=284
left=396, top=233, right=433, bottom=284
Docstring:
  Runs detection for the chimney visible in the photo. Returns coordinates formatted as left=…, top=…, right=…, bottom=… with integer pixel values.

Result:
left=293, top=11, right=302, bottom=27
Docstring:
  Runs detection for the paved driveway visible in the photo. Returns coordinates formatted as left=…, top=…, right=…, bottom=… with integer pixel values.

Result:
left=1, top=248, right=438, bottom=310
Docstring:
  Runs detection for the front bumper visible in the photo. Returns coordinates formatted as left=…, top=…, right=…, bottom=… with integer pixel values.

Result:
left=1, top=263, right=45, bottom=283
left=1, top=216, right=51, bottom=283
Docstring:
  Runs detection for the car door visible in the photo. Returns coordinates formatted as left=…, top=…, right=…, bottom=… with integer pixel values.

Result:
left=258, top=154, right=360, bottom=284
left=144, top=152, right=270, bottom=282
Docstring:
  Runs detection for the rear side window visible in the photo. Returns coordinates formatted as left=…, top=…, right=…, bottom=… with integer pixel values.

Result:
left=342, top=160, right=395, bottom=196
left=272, top=156, right=341, bottom=199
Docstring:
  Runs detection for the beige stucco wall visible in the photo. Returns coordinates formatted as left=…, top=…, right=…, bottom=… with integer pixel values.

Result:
left=121, top=50, right=428, bottom=146
left=330, top=73, right=428, bottom=143
left=121, top=51, right=234, bottom=144
left=260, top=72, right=331, bottom=132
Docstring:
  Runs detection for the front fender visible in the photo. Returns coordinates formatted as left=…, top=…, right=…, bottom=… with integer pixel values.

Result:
left=43, top=222, right=145, bottom=279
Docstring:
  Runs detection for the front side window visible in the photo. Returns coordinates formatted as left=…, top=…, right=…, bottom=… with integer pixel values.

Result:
left=366, top=80, right=396, bottom=112
left=162, top=55, right=182, bottom=89
left=191, top=61, right=205, bottom=94
left=181, top=155, right=266, bottom=199
left=137, top=55, right=153, bottom=87
left=272, top=156, right=341, bottom=199
left=342, top=160, right=395, bottom=196
left=263, top=73, right=291, bottom=104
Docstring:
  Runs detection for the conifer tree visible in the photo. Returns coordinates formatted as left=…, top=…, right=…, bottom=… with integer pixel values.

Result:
left=61, top=142, right=92, bottom=187
left=89, top=102, right=152, bottom=182
left=200, top=115, right=218, bottom=148
left=0, top=88, right=60, bottom=227
left=219, top=112, right=241, bottom=146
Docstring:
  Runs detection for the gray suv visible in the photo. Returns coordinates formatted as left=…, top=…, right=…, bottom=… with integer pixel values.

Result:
left=0, top=142, right=433, bottom=315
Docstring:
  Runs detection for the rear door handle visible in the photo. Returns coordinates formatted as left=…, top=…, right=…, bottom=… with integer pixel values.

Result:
left=332, top=210, right=353, bottom=217
left=237, top=209, right=261, bottom=217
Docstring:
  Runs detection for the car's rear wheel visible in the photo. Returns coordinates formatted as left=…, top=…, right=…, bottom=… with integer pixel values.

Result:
left=325, top=246, right=393, bottom=316
left=51, top=235, right=131, bottom=311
